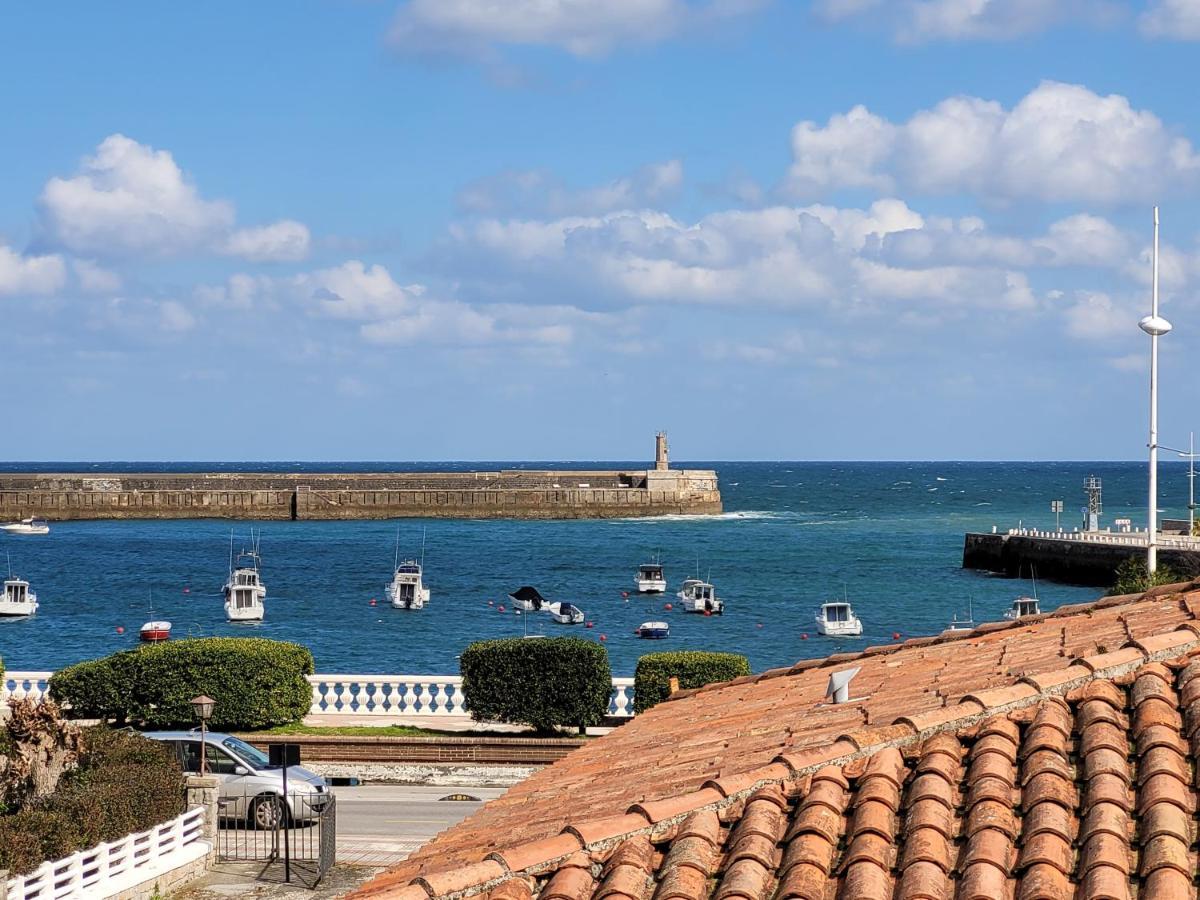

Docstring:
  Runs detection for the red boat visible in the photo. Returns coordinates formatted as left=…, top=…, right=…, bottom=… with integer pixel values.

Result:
left=140, top=620, right=172, bottom=642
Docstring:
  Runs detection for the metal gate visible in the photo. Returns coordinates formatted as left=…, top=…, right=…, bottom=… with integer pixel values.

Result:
left=216, top=787, right=337, bottom=888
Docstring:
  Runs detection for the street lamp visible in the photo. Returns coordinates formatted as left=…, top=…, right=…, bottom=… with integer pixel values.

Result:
left=190, top=695, right=216, bottom=774
left=1140, top=206, right=1172, bottom=574
left=1158, top=432, right=1197, bottom=536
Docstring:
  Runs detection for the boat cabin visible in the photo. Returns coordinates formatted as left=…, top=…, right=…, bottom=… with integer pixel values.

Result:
left=821, top=602, right=853, bottom=623
left=638, top=565, right=664, bottom=580
left=4, top=579, right=29, bottom=605
left=1010, top=596, right=1041, bottom=618
left=228, top=586, right=260, bottom=612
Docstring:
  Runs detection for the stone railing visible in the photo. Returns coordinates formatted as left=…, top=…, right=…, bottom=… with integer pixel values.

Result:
left=3, top=671, right=638, bottom=719
left=1004, top=528, right=1200, bottom=549
left=5, top=806, right=208, bottom=900
left=307, top=674, right=637, bottom=718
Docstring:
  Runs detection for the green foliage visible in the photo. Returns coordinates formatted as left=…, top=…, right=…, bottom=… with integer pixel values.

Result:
left=460, top=637, right=612, bottom=732
left=49, top=637, right=313, bottom=730
left=1108, top=557, right=1184, bottom=596
left=634, top=650, right=751, bottom=713
left=0, top=726, right=184, bottom=875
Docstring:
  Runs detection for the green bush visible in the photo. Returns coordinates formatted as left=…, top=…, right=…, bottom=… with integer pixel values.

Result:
left=0, top=726, right=184, bottom=875
left=634, top=650, right=751, bottom=713
left=460, top=637, right=612, bottom=732
left=49, top=637, right=313, bottom=730
left=1108, top=557, right=1183, bottom=596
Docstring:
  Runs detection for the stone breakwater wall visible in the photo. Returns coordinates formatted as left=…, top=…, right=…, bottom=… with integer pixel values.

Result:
left=0, top=469, right=722, bottom=521
left=963, top=531, right=1200, bottom=585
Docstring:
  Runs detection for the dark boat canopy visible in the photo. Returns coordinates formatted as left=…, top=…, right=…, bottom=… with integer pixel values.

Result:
left=509, top=585, right=549, bottom=608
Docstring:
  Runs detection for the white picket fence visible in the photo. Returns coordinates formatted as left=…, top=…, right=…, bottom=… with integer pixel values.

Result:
left=3, top=672, right=638, bottom=719
left=5, top=806, right=208, bottom=900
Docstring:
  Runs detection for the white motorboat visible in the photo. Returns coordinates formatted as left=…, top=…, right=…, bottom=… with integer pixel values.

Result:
left=1004, top=596, right=1041, bottom=620
left=546, top=601, right=585, bottom=625
left=387, top=530, right=430, bottom=610
left=509, top=586, right=551, bottom=611
left=0, top=556, right=38, bottom=617
left=636, top=621, right=670, bottom=639
left=140, top=620, right=171, bottom=642
left=677, top=579, right=724, bottom=615
left=1, top=517, right=49, bottom=535
left=635, top=560, right=666, bottom=594
left=815, top=601, right=863, bottom=636
left=946, top=598, right=976, bottom=632
left=223, top=531, right=266, bottom=622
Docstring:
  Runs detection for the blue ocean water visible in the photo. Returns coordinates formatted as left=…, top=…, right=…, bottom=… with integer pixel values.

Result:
left=0, top=461, right=1189, bottom=676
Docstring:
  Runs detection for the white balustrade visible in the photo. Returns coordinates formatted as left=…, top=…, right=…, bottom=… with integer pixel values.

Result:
left=305, top=674, right=637, bottom=718
left=5, top=806, right=208, bottom=900
left=2, top=671, right=53, bottom=705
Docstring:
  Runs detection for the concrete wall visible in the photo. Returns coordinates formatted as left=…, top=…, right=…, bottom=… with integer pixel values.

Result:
left=963, top=532, right=1200, bottom=585
left=0, top=470, right=722, bottom=521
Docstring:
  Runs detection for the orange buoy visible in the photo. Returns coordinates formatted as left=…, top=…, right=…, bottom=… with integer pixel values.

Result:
left=892, top=632, right=901, bottom=640
left=801, top=633, right=808, bottom=640
left=369, top=599, right=377, bottom=606
left=116, top=625, right=125, bottom=634
left=498, top=605, right=505, bottom=612
left=182, top=587, right=190, bottom=594
left=703, top=610, right=712, bottom=617
left=664, top=603, right=673, bottom=611
left=600, top=634, right=607, bottom=641
left=621, top=591, right=628, bottom=598
left=585, top=621, right=594, bottom=628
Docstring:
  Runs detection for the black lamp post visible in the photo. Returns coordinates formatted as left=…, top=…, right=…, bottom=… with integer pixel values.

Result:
left=190, top=695, right=215, bottom=774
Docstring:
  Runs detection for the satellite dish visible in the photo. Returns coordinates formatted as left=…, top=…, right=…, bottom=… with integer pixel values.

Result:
left=826, top=667, right=861, bottom=705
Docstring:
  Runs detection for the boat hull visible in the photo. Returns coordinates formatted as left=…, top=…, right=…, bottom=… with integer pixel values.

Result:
left=635, top=580, right=667, bottom=594
left=225, top=603, right=264, bottom=622
left=140, top=626, right=171, bottom=641
left=815, top=620, right=863, bottom=637
left=1, top=525, right=49, bottom=535
left=0, top=601, right=37, bottom=616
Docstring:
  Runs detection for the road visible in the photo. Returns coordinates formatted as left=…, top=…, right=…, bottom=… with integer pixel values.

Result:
left=335, top=784, right=509, bottom=865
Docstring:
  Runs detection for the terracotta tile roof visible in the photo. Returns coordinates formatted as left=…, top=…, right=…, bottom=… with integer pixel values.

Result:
left=353, top=581, right=1200, bottom=899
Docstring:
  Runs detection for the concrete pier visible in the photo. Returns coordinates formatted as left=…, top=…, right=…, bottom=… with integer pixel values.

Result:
left=0, top=467, right=721, bottom=521
left=963, top=530, right=1200, bottom=585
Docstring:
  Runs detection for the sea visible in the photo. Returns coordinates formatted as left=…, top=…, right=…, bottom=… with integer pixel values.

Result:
left=0, top=461, right=1189, bottom=676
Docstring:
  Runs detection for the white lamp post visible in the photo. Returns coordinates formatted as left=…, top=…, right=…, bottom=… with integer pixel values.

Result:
left=1140, top=206, right=1172, bottom=573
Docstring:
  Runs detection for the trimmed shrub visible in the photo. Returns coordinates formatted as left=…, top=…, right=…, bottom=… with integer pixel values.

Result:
left=460, top=637, right=612, bottom=732
left=49, top=637, right=313, bottom=730
left=0, top=726, right=184, bottom=875
left=1108, top=557, right=1183, bottom=596
left=634, top=650, right=751, bottom=713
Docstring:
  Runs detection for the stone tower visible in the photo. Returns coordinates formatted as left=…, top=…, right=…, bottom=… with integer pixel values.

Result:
left=655, top=432, right=669, bottom=471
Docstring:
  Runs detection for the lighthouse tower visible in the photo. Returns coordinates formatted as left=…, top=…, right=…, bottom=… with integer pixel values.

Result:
left=655, top=432, right=670, bottom=471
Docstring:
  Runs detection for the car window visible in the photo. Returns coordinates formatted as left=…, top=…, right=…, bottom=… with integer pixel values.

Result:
left=207, top=747, right=244, bottom=775
left=179, top=740, right=202, bottom=773
left=221, top=736, right=270, bottom=769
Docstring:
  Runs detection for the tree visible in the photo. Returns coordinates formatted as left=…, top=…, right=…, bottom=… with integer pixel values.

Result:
left=0, top=700, right=83, bottom=811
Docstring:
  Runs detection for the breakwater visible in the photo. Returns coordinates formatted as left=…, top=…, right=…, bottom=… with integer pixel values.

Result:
left=0, top=468, right=721, bottom=521
left=963, top=531, right=1200, bottom=585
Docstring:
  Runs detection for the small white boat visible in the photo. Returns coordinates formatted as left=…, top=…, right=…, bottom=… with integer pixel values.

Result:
left=140, top=620, right=171, bottom=642
left=223, top=531, right=266, bottom=622
left=815, top=601, right=863, bottom=636
left=1004, top=596, right=1041, bottom=620
left=387, top=530, right=430, bottom=610
left=677, top=579, right=724, bottom=614
left=636, top=621, right=670, bottom=639
left=635, top=560, right=666, bottom=594
left=0, top=556, right=38, bottom=617
left=1, top=517, right=49, bottom=535
left=946, top=597, right=976, bottom=632
left=546, top=601, right=585, bottom=625
left=509, top=586, right=550, bottom=611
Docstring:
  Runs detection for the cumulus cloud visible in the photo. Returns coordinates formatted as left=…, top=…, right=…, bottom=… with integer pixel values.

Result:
left=0, top=245, right=67, bottom=297
left=201, top=260, right=602, bottom=349
left=458, top=160, right=684, bottom=216
left=38, top=135, right=310, bottom=262
left=785, top=81, right=1200, bottom=204
left=1140, top=0, right=1200, bottom=38
left=89, top=296, right=199, bottom=336
left=71, top=259, right=122, bottom=294
left=1062, top=291, right=1134, bottom=340
left=387, top=0, right=764, bottom=59
left=814, top=0, right=1122, bottom=42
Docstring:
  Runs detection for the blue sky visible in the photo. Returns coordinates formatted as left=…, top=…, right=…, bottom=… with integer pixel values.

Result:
left=4, top=1, right=1200, bottom=461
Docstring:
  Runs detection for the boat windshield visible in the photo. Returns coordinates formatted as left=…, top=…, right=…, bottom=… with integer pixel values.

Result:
left=234, top=588, right=257, bottom=608
left=222, top=736, right=270, bottom=769
left=825, top=603, right=849, bottom=622
left=5, top=582, right=25, bottom=602
left=396, top=564, right=420, bottom=574
left=639, top=566, right=662, bottom=579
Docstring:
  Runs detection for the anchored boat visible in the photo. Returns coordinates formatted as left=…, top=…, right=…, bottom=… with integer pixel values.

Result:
left=1, top=517, right=49, bottom=535
left=0, top=555, right=38, bottom=616
left=636, top=621, right=670, bottom=639
left=815, top=600, right=863, bottom=637
left=677, top=579, right=723, bottom=615
left=387, top=530, right=430, bottom=610
left=223, top=530, right=266, bottom=622
left=546, top=601, right=585, bottom=625
left=634, top=559, right=666, bottom=594
left=509, top=586, right=551, bottom=611
left=1004, top=596, right=1041, bottom=620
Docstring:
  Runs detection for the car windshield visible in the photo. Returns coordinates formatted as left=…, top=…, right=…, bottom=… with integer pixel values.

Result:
left=221, top=736, right=270, bottom=768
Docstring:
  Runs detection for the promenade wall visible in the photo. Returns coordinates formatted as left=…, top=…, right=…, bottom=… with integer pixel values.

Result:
left=963, top=531, right=1200, bottom=585
left=0, top=469, right=721, bottom=521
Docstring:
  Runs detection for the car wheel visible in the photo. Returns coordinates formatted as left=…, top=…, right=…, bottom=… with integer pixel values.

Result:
left=249, top=794, right=284, bottom=830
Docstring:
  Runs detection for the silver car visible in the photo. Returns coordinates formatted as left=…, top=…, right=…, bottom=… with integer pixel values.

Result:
left=145, top=730, right=331, bottom=828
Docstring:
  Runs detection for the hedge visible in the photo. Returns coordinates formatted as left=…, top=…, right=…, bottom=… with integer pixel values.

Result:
left=460, top=637, right=612, bottom=732
left=0, top=726, right=184, bottom=875
left=49, top=637, right=313, bottom=730
left=634, top=650, right=751, bottom=713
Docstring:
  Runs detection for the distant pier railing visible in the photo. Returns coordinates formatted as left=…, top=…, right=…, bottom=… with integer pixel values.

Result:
left=1002, top=527, right=1200, bottom=549
left=3, top=671, right=638, bottom=719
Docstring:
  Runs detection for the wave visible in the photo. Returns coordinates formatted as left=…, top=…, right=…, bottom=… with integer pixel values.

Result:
left=612, top=510, right=800, bottom=523
left=974, top=502, right=992, bottom=506
left=936, top=476, right=948, bottom=481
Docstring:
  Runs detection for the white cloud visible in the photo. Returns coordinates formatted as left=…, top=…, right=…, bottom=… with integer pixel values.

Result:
left=388, top=0, right=764, bottom=58
left=1140, top=0, right=1200, bottom=38
left=221, top=220, right=311, bottom=263
left=90, top=296, right=199, bottom=336
left=39, top=135, right=310, bottom=262
left=785, top=81, right=1200, bottom=204
left=0, top=245, right=67, bottom=296
left=71, top=259, right=122, bottom=294
left=814, top=0, right=1122, bottom=42
left=1062, top=290, right=1133, bottom=340
left=458, top=160, right=684, bottom=216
